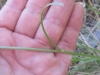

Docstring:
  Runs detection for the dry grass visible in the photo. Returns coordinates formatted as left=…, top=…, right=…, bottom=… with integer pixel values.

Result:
left=0, top=0, right=6, bottom=9
left=70, top=0, right=100, bottom=75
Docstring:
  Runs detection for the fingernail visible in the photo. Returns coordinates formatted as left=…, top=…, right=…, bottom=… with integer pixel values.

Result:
left=76, top=2, right=86, bottom=7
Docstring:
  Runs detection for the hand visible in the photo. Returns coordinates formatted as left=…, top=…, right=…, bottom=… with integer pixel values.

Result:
left=0, top=0, right=84, bottom=75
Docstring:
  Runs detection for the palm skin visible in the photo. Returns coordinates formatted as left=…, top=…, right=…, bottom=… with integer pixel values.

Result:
left=0, top=0, right=84, bottom=75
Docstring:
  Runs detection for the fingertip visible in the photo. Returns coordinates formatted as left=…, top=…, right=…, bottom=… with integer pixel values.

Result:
left=76, top=2, right=86, bottom=8
left=75, top=2, right=85, bottom=16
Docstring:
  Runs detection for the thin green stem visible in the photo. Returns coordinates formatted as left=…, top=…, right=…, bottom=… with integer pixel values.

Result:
left=40, top=8, right=61, bottom=50
left=0, top=46, right=100, bottom=59
left=86, top=3, right=100, bottom=14
left=40, top=2, right=64, bottom=51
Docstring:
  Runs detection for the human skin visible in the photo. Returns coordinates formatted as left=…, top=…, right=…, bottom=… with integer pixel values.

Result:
left=0, top=0, right=84, bottom=75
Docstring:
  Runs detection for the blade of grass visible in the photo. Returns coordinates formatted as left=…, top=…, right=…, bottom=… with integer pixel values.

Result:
left=72, top=57, right=100, bottom=62
left=0, top=46, right=100, bottom=59
left=86, top=3, right=100, bottom=15
left=78, top=39, right=100, bottom=53
left=40, top=2, right=64, bottom=51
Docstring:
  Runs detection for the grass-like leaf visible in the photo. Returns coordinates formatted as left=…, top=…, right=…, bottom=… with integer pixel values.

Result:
left=40, top=2, right=64, bottom=51
left=86, top=3, right=100, bottom=15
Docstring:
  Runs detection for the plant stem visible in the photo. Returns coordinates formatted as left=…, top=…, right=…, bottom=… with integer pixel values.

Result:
left=0, top=46, right=100, bottom=59
left=40, top=5, right=61, bottom=51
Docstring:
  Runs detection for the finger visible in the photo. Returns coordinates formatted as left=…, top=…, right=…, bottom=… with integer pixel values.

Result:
left=35, top=0, right=75, bottom=48
left=56, top=3, right=84, bottom=63
left=15, top=0, right=52, bottom=37
left=0, top=0, right=28, bottom=31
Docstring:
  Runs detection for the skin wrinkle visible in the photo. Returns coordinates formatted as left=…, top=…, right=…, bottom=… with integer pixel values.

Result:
left=45, top=10, right=64, bottom=24
left=13, top=32, right=32, bottom=39
left=15, top=0, right=52, bottom=37
left=2, top=41, right=36, bottom=75
left=13, top=63, right=35, bottom=75
left=6, top=0, right=27, bottom=10
left=34, top=38, right=53, bottom=48
left=16, top=53, right=51, bottom=72
left=0, top=7, right=21, bottom=31
left=5, top=3, right=23, bottom=11
left=11, top=33, right=41, bottom=72
left=43, top=18, right=66, bottom=45
left=0, top=54, right=14, bottom=75
left=67, top=25, right=80, bottom=33
left=26, top=0, right=47, bottom=11
left=0, top=29, right=16, bottom=74
left=0, top=0, right=28, bottom=31
left=34, top=53, right=54, bottom=66
left=0, top=28, right=13, bottom=45
left=59, top=28, right=79, bottom=50
left=33, top=57, right=57, bottom=74
left=0, top=32, right=35, bottom=74
left=13, top=35, right=55, bottom=74
left=14, top=59, right=35, bottom=75
left=25, top=4, right=43, bottom=14
left=44, top=17, right=66, bottom=28
left=14, top=11, right=39, bottom=37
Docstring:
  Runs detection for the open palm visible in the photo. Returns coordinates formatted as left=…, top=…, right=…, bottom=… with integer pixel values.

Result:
left=0, top=0, right=84, bottom=75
